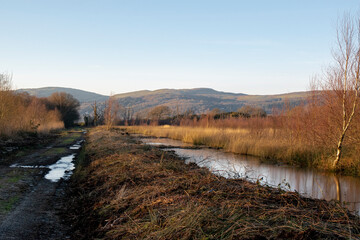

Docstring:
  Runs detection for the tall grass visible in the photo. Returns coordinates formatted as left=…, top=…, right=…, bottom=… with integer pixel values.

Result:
left=128, top=125, right=358, bottom=174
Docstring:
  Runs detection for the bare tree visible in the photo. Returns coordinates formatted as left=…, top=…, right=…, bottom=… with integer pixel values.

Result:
left=332, top=14, right=360, bottom=167
left=91, top=101, right=99, bottom=126
left=316, top=13, right=360, bottom=168
left=0, top=73, right=13, bottom=124
left=104, top=97, right=120, bottom=129
left=120, top=106, right=134, bottom=124
left=0, top=72, right=12, bottom=91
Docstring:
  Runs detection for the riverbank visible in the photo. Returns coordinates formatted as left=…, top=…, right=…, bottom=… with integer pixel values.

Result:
left=127, top=126, right=360, bottom=176
left=66, top=127, right=360, bottom=239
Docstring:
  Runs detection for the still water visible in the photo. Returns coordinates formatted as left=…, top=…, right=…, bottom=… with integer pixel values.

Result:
left=11, top=141, right=83, bottom=183
left=141, top=137, right=360, bottom=215
left=44, top=154, right=75, bottom=182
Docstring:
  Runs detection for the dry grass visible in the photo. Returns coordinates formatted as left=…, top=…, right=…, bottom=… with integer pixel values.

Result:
left=66, top=127, right=360, bottom=239
left=127, top=126, right=326, bottom=168
left=127, top=125, right=360, bottom=176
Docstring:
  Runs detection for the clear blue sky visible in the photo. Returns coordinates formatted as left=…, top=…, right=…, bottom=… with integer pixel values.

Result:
left=1, top=0, right=359, bottom=95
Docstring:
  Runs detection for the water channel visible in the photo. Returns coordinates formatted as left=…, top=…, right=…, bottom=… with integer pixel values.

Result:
left=141, top=137, right=360, bottom=215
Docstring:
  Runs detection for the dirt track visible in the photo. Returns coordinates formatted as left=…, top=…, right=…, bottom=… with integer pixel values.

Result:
left=0, top=131, right=84, bottom=240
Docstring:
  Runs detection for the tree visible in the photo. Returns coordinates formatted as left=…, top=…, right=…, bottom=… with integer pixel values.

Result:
left=91, top=101, right=99, bottom=126
left=47, top=92, right=80, bottom=128
left=315, top=13, right=360, bottom=168
left=238, top=105, right=267, bottom=118
left=0, top=75, right=63, bottom=135
left=104, top=96, right=120, bottom=129
left=120, top=106, right=134, bottom=124
left=147, top=105, right=171, bottom=124
left=0, top=72, right=12, bottom=91
left=0, top=73, right=13, bottom=126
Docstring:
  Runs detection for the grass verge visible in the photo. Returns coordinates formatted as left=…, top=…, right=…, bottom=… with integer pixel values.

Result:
left=66, top=127, right=360, bottom=239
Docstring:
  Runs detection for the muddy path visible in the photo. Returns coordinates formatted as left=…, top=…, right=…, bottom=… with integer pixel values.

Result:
left=0, top=130, right=84, bottom=240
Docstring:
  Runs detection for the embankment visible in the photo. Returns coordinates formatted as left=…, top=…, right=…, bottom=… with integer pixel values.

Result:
left=66, top=127, right=360, bottom=239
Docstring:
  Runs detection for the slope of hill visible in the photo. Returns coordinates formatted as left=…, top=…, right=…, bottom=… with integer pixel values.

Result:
left=17, top=87, right=108, bottom=103
left=18, top=87, right=309, bottom=117
left=113, top=88, right=308, bottom=115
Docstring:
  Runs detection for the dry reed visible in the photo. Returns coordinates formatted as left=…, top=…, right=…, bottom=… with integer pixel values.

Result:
left=128, top=126, right=326, bottom=168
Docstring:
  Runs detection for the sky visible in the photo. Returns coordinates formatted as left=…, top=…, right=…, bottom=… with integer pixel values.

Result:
left=1, top=0, right=359, bottom=96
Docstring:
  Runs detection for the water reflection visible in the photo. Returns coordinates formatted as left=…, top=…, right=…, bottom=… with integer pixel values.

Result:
left=141, top=138, right=192, bottom=147
left=142, top=138, right=360, bottom=215
left=44, top=154, right=75, bottom=182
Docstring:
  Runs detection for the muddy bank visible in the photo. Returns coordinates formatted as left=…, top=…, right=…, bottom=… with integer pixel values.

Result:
left=66, top=127, right=360, bottom=240
left=0, top=130, right=84, bottom=239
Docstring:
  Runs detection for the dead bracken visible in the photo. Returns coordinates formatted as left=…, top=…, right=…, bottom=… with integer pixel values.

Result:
left=66, top=127, right=360, bottom=240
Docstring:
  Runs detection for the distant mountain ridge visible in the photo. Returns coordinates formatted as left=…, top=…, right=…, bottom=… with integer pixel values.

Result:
left=18, top=87, right=309, bottom=117
left=111, top=88, right=307, bottom=115
left=17, top=87, right=108, bottom=103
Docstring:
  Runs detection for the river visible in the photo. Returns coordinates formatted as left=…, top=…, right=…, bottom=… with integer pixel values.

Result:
left=141, top=137, right=360, bottom=215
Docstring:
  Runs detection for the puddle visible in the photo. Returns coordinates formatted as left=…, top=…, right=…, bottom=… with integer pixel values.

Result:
left=11, top=141, right=83, bottom=182
left=141, top=137, right=360, bottom=215
left=69, top=140, right=84, bottom=150
left=10, top=164, right=47, bottom=168
left=44, top=154, right=75, bottom=182
left=69, top=144, right=81, bottom=150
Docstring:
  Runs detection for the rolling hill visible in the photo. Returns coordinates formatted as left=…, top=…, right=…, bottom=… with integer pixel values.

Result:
left=17, top=87, right=108, bottom=103
left=112, top=88, right=308, bottom=115
left=18, top=87, right=309, bottom=118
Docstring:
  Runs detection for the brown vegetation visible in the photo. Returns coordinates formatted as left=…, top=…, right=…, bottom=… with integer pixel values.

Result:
left=104, top=96, right=120, bottom=130
left=46, top=92, right=80, bottom=128
left=66, top=127, right=360, bottom=239
left=0, top=73, right=64, bottom=137
left=311, top=13, right=360, bottom=168
left=127, top=102, right=360, bottom=176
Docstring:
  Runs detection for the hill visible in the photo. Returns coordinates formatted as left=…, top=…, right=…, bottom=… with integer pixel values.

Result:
left=17, top=87, right=108, bottom=103
left=112, top=88, right=308, bottom=115
left=18, top=87, right=309, bottom=117
left=17, top=87, right=109, bottom=117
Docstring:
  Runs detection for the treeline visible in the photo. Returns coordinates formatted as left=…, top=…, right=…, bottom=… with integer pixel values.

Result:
left=0, top=73, right=80, bottom=137
left=84, top=99, right=269, bottom=127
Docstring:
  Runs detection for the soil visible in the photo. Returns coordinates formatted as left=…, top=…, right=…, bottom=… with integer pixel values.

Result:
left=0, top=130, right=84, bottom=240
